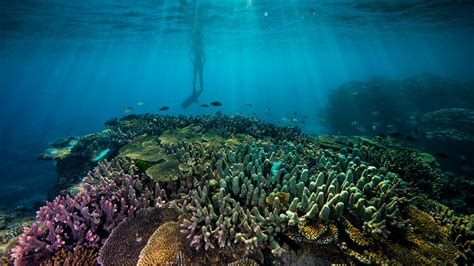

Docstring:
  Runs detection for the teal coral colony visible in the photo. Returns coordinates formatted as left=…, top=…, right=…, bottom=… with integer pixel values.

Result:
left=7, top=114, right=473, bottom=265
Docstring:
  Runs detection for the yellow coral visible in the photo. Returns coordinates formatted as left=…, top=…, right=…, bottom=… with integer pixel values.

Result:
left=298, top=223, right=328, bottom=241
left=342, top=218, right=371, bottom=247
left=137, top=222, right=183, bottom=265
left=265, top=192, right=290, bottom=210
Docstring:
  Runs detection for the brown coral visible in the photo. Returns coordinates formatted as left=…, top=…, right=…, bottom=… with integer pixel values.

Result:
left=137, top=221, right=184, bottom=265
left=40, top=246, right=98, bottom=266
left=98, top=207, right=177, bottom=266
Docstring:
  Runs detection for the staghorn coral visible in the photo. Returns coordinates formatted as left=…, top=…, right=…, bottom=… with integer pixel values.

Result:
left=179, top=142, right=407, bottom=263
left=11, top=158, right=158, bottom=265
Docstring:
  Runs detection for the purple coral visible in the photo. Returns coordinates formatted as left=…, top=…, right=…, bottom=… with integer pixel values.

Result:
left=11, top=159, right=157, bottom=265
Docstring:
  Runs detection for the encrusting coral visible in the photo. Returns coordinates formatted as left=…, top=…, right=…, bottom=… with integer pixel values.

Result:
left=98, top=207, right=173, bottom=266
left=137, top=221, right=183, bottom=265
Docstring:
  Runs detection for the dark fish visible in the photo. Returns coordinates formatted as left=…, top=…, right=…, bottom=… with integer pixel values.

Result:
left=413, top=128, right=419, bottom=133
left=159, top=106, right=170, bottom=111
left=377, top=133, right=388, bottom=138
left=210, top=101, right=223, bottom=107
left=216, top=111, right=222, bottom=116
left=123, top=106, right=133, bottom=113
left=434, top=152, right=449, bottom=159
left=293, top=112, right=298, bottom=116
left=404, top=136, right=417, bottom=142
left=301, top=120, right=306, bottom=124
left=245, top=103, right=253, bottom=108
left=200, top=104, right=210, bottom=108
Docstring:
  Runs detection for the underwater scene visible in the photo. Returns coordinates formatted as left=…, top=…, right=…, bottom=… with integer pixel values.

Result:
left=0, top=0, right=473, bottom=265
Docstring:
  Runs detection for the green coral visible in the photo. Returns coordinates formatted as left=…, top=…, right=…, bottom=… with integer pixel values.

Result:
left=179, top=142, right=407, bottom=263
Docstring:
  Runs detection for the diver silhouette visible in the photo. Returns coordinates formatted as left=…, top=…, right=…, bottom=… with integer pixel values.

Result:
left=181, top=28, right=205, bottom=109
left=180, top=0, right=206, bottom=109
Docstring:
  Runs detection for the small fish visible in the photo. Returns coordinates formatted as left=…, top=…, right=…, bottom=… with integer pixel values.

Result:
left=392, top=118, right=402, bottom=122
left=408, top=115, right=416, bottom=120
left=282, top=117, right=291, bottom=122
left=137, top=102, right=144, bottom=106
left=216, top=111, right=222, bottom=116
left=245, top=103, right=253, bottom=108
left=93, top=149, right=110, bottom=162
left=350, top=121, right=358, bottom=126
left=123, top=106, right=133, bottom=113
left=293, top=112, right=298, bottom=116
left=460, top=155, right=466, bottom=161
left=351, top=91, right=359, bottom=96
left=372, top=125, right=376, bottom=130
left=291, top=118, right=298, bottom=123
left=302, top=115, right=310, bottom=119
left=371, top=111, right=380, bottom=115
left=159, top=106, right=170, bottom=111
left=210, top=101, right=223, bottom=107
left=264, top=107, right=271, bottom=112
left=301, top=120, right=306, bottom=124
left=200, top=104, right=210, bottom=108
left=387, top=124, right=395, bottom=128
left=356, top=126, right=367, bottom=133
left=404, top=136, right=416, bottom=142
left=320, top=118, right=327, bottom=122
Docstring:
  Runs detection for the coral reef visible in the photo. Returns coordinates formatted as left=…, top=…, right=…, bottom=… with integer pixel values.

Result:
left=13, top=114, right=473, bottom=265
left=322, top=74, right=474, bottom=136
left=11, top=158, right=157, bottom=265
left=178, top=142, right=406, bottom=263
left=0, top=207, right=35, bottom=265
left=419, top=108, right=474, bottom=142
left=40, top=114, right=304, bottom=199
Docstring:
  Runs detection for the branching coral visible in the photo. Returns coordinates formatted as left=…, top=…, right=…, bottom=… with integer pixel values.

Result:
left=179, top=142, right=407, bottom=263
left=11, top=158, right=157, bottom=265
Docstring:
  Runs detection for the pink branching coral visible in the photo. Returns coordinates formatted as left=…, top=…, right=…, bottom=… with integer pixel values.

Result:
left=11, top=158, right=157, bottom=265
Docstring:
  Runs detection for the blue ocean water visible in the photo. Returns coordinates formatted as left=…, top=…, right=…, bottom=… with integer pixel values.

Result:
left=0, top=0, right=473, bottom=208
